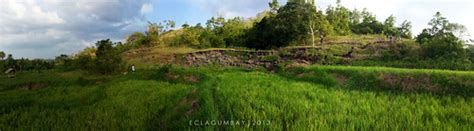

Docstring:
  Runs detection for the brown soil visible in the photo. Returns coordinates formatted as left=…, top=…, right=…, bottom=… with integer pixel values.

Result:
left=296, top=72, right=315, bottom=78
left=95, top=80, right=104, bottom=85
left=331, top=73, right=349, bottom=86
left=380, top=74, right=441, bottom=93
left=176, top=88, right=199, bottom=116
left=186, top=100, right=199, bottom=116
left=183, top=75, right=199, bottom=83
left=19, top=82, right=48, bottom=90
left=165, top=72, right=179, bottom=80
left=382, top=74, right=398, bottom=88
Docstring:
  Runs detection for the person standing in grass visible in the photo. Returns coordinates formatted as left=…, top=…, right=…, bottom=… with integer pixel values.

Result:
left=131, top=64, right=136, bottom=73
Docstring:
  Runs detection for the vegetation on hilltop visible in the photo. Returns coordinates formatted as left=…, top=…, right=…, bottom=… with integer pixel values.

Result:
left=1, top=0, right=473, bottom=72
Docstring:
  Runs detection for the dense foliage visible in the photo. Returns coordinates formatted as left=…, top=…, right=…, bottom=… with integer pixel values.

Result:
left=416, top=12, right=468, bottom=59
left=120, top=0, right=415, bottom=50
left=94, top=39, right=124, bottom=74
left=362, top=12, right=473, bottom=70
left=0, top=53, right=54, bottom=72
left=246, top=2, right=323, bottom=49
left=49, top=39, right=125, bottom=74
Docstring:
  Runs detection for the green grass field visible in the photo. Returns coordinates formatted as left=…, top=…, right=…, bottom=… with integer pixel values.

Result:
left=1, top=66, right=473, bottom=130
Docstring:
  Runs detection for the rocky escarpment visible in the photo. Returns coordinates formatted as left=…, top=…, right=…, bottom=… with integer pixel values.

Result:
left=122, top=40, right=393, bottom=68
left=182, top=47, right=340, bottom=69
left=181, top=41, right=392, bottom=68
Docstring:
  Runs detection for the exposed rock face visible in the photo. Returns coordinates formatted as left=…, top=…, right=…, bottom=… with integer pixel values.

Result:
left=182, top=48, right=327, bottom=68
left=180, top=41, right=392, bottom=68
left=185, top=50, right=267, bottom=68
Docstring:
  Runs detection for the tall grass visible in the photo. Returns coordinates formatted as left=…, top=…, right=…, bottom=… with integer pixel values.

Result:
left=0, top=66, right=473, bottom=130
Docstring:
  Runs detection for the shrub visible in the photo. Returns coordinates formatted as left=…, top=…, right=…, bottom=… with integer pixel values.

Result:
left=245, top=2, right=323, bottom=49
left=94, top=39, right=124, bottom=74
left=260, top=55, right=280, bottom=62
left=466, top=45, right=474, bottom=63
left=75, top=55, right=95, bottom=72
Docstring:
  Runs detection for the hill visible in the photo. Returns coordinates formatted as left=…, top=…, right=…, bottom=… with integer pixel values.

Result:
left=1, top=0, right=473, bottom=130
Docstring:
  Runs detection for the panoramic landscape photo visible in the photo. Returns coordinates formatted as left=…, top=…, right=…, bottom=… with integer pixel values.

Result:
left=0, top=0, right=473, bottom=130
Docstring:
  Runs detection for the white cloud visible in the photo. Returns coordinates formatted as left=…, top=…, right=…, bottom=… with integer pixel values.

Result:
left=141, top=3, right=154, bottom=14
left=187, top=0, right=271, bottom=18
left=0, top=0, right=151, bottom=58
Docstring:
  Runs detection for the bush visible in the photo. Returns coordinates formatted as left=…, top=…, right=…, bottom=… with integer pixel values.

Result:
left=421, top=33, right=466, bottom=59
left=245, top=2, right=320, bottom=49
left=381, top=42, right=420, bottom=61
left=75, top=55, right=95, bottom=71
left=260, top=55, right=280, bottom=62
left=466, top=45, right=474, bottom=63
left=94, top=39, right=124, bottom=74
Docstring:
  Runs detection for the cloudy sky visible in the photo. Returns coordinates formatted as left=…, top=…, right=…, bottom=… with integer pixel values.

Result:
left=1, top=0, right=473, bottom=59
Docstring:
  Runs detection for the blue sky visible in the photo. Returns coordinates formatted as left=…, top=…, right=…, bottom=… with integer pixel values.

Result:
left=147, top=0, right=273, bottom=27
left=0, top=0, right=473, bottom=59
left=148, top=0, right=208, bottom=26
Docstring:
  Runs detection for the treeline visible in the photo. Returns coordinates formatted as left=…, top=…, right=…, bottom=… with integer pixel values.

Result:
left=126, top=0, right=413, bottom=50
left=0, top=51, right=54, bottom=73
left=120, top=0, right=473, bottom=70
left=0, top=39, right=127, bottom=74
left=55, top=39, right=126, bottom=74
left=378, top=12, right=473, bottom=70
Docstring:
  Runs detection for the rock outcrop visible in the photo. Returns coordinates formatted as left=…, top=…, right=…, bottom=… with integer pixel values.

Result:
left=181, top=48, right=328, bottom=68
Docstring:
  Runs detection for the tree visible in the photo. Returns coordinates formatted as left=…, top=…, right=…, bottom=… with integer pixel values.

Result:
left=206, top=16, right=226, bottom=30
left=179, top=26, right=203, bottom=48
left=55, top=54, right=71, bottom=66
left=383, top=15, right=398, bottom=36
left=146, top=21, right=162, bottom=36
left=416, top=12, right=468, bottom=60
left=311, top=10, right=332, bottom=46
left=416, top=29, right=432, bottom=44
left=182, top=23, right=190, bottom=28
left=269, top=0, right=280, bottom=13
left=76, top=47, right=97, bottom=59
left=246, top=1, right=326, bottom=49
left=288, top=0, right=315, bottom=5
left=448, top=23, right=469, bottom=40
left=144, top=22, right=162, bottom=46
left=95, top=39, right=123, bottom=74
left=352, top=8, right=383, bottom=34
left=126, top=32, right=146, bottom=48
left=200, top=29, right=225, bottom=48
left=399, top=20, right=413, bottom=39
left=0, top=51, right=5, bottom=60
left=220, top=17, right=249, bottom=47
left=422, top=33, right=466, bottom=59
left=173, top=22, right=226, bottom=48
left=5, top=54, right=15, bottom=69
left=428, top=12, right=449, bottom=35
left=144, top=20, right=176, bottom=47
left=417, top=12, right=467, bottom=44
left=467, top=45, right=474, bottom=63
left=326, top=0, right=351, bottom=35
left=349, top=8, right=362, bottom=28
left=165, top=20, right=176, bottom=29
left=75, top=55, right=94, bottom=71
